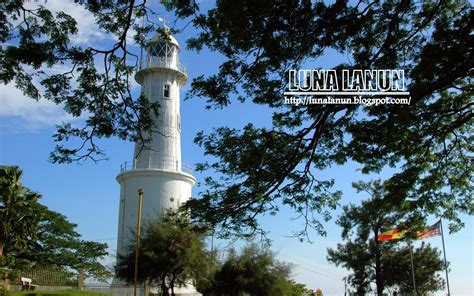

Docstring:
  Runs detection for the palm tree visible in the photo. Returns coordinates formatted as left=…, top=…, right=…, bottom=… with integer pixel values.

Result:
left=0, top=166, right=40, bottom=259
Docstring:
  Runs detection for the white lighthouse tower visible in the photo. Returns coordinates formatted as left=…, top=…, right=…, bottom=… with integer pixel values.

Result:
left=114, top=29, right=197, bottom=293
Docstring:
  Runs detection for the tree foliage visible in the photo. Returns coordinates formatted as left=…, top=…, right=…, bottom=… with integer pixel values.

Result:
left=18, top=203, right=111, bottom=280
left=2, top=0, right=473, bottom=239
left=175, top=0, right=473, bottom=239
left=115, top=211, right=209, bottom=296
left=327, top=180, right=445, bottom=295
left=0, top=166, right=41, bottom=265
left=206, top=243, right=305, bottom=296
left=0, top=166, right=110, bottom=280
left=1, top=0, right=161, bottom=163
left=384, top=243, right=445, bottom=295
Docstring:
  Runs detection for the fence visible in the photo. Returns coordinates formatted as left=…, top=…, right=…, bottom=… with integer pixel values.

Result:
left=2, top=270, right=199, bottom=295
left=19, top=269, right=76, bottom=286
left=3, top=269, right=81, bottom=292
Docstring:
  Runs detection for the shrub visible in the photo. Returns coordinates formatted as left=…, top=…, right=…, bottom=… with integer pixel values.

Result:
left=0, top=287, right=10, bottom=296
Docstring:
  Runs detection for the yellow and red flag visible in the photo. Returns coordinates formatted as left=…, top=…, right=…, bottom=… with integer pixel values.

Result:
left=377, top=221, right=442, bottom=241
left=377, top=228, right=407, bottom=241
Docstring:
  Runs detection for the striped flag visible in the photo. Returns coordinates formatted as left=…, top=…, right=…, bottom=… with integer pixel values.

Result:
left=377, top=228, right=407, bottom=241
left=417, top=220, right=441, bottom=240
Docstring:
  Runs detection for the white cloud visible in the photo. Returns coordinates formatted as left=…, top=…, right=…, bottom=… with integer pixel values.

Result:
left=0, top=83, right=73, bottom=132
left=18, top=0, right=148, bottom=48
left=46, top=0, right=141, bottom=46
left=46, top=0, right=142, bottom=66
left=49, top=0, right=110, bottom=44
left=24, top=0, right=110, bottom=45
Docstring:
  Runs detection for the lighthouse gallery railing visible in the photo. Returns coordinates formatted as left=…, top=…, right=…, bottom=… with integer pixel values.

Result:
left=120, top=156, right=193, bottom=175
left=139, top=59, right=187, bottom=77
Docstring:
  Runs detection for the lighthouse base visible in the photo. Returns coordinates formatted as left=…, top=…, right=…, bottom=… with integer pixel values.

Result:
left=109, top=282, right=201, bottom=296
left=113, top=168, right=199, bottom=296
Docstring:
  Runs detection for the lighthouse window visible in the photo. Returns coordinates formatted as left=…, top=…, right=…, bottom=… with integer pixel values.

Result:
left=163, top=84, right=170, bottom=98
left=177, top=115, right=181, bottom=131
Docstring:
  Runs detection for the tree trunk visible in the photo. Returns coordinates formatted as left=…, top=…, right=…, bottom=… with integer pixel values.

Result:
left=1, top=194, right=11, bottom=257
left=0, top=242, right=6, bottom=291
left=375, top=253, right=383, bottom=296
left=160, top=277, right=169, bottom=296
left=144, top=279, right=150, bottom=296
left=374, top=225, right=384, bottom=296
left=170, top=276, right=176, bottom=296
left=2, top=271, right=9, bottom=291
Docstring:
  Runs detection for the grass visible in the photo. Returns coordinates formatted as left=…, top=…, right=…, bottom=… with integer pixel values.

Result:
left=11, top=290, right=108, bottom=296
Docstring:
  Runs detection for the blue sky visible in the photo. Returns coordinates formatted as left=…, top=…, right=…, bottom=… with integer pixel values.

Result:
left=0, top=1, right=472, bottom=295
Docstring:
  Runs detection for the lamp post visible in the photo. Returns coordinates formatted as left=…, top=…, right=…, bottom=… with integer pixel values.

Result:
left=134, top=188, right=144, bottom=296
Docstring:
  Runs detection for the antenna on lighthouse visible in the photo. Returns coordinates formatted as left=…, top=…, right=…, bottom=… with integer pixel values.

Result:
left=157, top=16, right=168, bottom=29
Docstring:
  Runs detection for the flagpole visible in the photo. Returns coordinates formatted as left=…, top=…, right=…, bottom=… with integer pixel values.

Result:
left=440, top=219, right=451, bottom=296
left=409, top=240, right=417, bottom=296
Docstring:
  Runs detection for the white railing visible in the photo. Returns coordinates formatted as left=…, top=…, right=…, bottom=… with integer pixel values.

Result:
left=120, top=155, right=193, bottom=175
left=139, top=59, right=187, bottom=76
